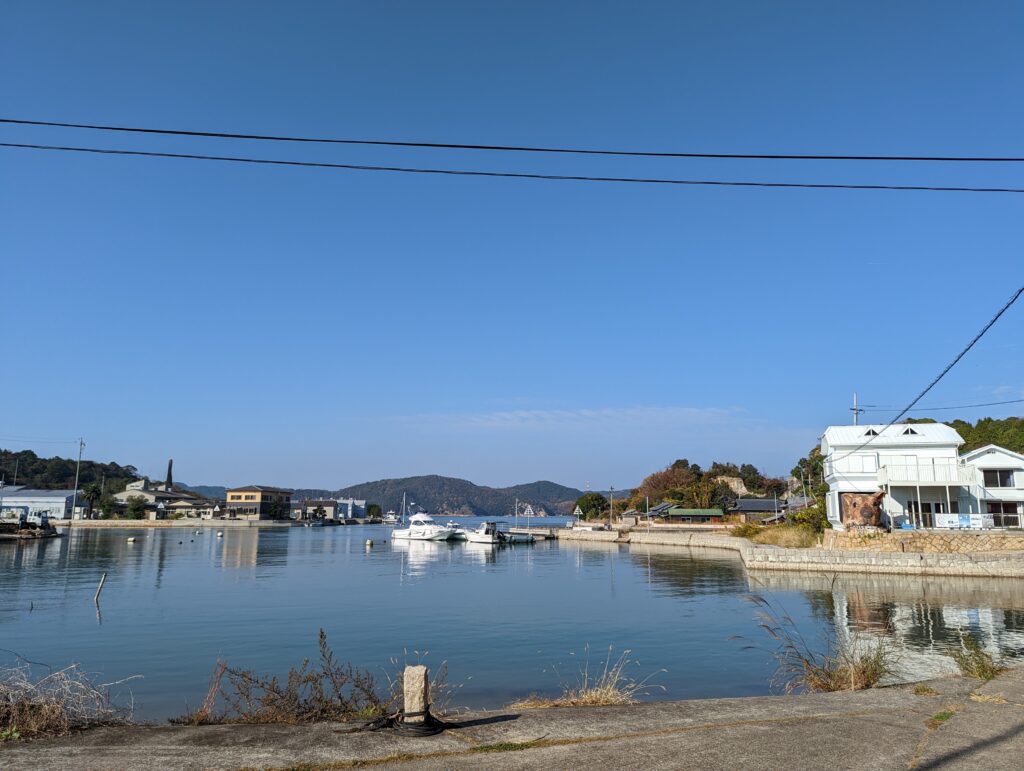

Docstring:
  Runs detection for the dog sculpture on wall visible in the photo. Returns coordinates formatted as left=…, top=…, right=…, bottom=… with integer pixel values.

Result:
left=840, top=490, right=886, bottom=527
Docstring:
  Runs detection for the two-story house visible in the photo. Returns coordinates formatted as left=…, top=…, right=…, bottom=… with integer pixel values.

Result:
left=822, top=422, right=971, bottom=530
left=959, top=445, right=1024, bottom=529
left=225, top=485, right=292, bottom=520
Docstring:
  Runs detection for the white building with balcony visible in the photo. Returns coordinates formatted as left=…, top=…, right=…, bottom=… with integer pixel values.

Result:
left=821, top=423, right=1024, bottom=530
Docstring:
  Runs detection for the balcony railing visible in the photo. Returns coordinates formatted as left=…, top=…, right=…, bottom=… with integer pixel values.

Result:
left=878, top=463, right=974, bottom=486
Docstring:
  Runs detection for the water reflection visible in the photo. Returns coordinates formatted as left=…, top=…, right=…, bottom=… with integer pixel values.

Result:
left=748, top=572, right=1024, bottom=679
left=628, top=544, right=748, bottom=597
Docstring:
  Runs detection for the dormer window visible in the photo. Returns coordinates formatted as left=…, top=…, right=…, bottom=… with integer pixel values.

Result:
left=901, top=427, right=918, bottom=435
left=863, top=429, right=878, bottom=436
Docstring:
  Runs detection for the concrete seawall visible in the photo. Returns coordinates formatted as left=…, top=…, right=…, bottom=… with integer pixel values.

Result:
left=53, top=519, right=293, bottom=529
left=561, top=529, right=1024, bottom=578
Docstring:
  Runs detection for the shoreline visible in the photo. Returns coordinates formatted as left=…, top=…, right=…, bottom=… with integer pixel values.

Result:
left=51, top=519, right=294, bottom=529
left=560, top=528, right=1024, bottom=578
left=4, top=669, right=1022, bottom=770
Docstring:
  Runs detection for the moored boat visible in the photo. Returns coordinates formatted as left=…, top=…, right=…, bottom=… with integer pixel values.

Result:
left=392, top=512, right=454, bottom=541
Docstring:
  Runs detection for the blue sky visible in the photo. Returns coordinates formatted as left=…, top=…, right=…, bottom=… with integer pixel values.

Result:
left=2, top=2, right=1022, bottom=490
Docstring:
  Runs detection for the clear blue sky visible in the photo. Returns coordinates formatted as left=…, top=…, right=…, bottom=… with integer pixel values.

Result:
left=2, top=2, right=1022, bottom=490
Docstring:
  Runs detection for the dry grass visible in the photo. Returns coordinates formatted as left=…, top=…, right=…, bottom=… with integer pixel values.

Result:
left=949, top=632, right=1005, bottom=682
left=913, top=684, right=939, bottom=696
left=750, top=526, right=817, bottom=549
left=0, top=664, right=133, bottom=740
left=175, top=629, right=391, bottom=725
left=969, top=692, right=1006, bottom=704
left=742, top=595, right=893, bottom=693
left=507, top=646, right=664, bottom=709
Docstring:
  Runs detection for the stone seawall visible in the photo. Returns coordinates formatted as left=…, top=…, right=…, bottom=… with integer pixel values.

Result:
left=560, top=529, right=1024, bottom=578
left=823, top=529, right=1024, bottom=553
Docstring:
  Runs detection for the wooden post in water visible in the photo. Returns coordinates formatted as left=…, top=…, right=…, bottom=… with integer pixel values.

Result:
left=94, top=572, right=107, bottom=605
left=403, top=665, right=429, bottom=724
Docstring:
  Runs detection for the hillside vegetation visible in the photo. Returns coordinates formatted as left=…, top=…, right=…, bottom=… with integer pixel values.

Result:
left=0, top=449, right=138, bottom=493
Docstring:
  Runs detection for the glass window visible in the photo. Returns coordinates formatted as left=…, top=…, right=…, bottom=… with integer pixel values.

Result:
left=983, top=469, right=1015, bottom=488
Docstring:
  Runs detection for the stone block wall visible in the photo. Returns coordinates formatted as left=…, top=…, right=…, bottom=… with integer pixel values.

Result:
left=823, top=530, right=1024, bottom=554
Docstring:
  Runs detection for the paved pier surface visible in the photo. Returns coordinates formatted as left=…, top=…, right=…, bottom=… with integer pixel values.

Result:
left=5, top=668, right=1024, bottom=770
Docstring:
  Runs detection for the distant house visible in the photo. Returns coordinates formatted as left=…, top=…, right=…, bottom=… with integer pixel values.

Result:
left=731, top=498, right=783, bottom=523
left=0, top=487, right=80, bottom=520
left=647, top=503, right=726, bottom=523
left=299, top=500, right=340, bottom=520
left=226, top=486, right=292, bottom=520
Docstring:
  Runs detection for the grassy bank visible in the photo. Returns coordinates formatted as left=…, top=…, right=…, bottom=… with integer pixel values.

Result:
left=730, top=524, right=819, bottom=549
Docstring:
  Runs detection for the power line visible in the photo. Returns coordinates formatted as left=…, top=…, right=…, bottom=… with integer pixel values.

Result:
left=4, top=142, right=1024, bottom=194
left=862, top=397, right=1024, bottom=413
left=4, top=117, right=1024, bottom=163
left=830, top=284, right=1024, bottom=462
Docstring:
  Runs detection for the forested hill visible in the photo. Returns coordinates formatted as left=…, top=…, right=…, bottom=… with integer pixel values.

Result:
left=330, top=475, right=584, bottom=517
left=908, top=416, right=1024, bottom=454
left=0, top=449, right=139, bottom=492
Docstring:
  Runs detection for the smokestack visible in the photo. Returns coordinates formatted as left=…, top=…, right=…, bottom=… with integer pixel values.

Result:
left=166, top=459, right=173, bottom=491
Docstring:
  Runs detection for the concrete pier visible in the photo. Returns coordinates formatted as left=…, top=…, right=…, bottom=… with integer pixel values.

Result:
left=5, top=668, right=1024, bottom=770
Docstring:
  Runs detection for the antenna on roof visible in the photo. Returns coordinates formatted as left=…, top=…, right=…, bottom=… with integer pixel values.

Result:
left=851, top=392, right=863, bottom=425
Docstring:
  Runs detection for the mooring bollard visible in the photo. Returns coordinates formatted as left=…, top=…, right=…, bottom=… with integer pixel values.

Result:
left=403, top=665, right=429, bottom=724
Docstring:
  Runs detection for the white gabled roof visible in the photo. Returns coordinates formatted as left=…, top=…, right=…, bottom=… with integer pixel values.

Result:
left=821, top=423, right=964, bottom=453
left=960, top=444, right=1024, bottom=464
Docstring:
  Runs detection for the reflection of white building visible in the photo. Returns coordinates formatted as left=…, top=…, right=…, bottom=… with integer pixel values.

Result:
left=822, top=423, right=1024, bottom=530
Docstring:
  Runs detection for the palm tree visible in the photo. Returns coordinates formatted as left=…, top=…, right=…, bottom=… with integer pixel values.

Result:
left=81, top=482, right=103, bottom=519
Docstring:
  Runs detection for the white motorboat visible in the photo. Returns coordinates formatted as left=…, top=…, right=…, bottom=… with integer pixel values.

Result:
left=465, top=521, right=503, bottom=545
left=392, top=512, right=454, bottom=541
left=383, top=510, right=398, bottom=524
left=444, top=521, right=469, bottom=540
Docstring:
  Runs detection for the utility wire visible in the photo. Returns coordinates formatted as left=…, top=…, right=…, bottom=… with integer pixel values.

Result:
left=862, top=397, right=1024, bottom=413
left=4, top=117, right=1024, bottom=163
left=4, top=142, right=1024, bottom=194
left=829, top=284, right=1024, bottom=463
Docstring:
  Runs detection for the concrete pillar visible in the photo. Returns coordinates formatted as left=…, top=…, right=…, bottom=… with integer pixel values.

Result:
left=403, top=665, right=429, bottom=723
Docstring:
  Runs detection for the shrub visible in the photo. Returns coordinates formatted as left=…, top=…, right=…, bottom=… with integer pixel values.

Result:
left=175, top=629, right=390, bottom=725
left=730, top=523, right=761, bottom=539
left=949, top=632, right=1005, bottom=681
left=0, top=664, right=132, bottom=740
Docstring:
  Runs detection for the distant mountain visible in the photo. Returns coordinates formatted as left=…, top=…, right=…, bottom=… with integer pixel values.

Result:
left=331, top=475, right=584, bottom=517
left=180, top=484, right=228, bottom=500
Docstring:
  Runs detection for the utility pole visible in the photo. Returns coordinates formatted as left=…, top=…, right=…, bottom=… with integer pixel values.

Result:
left=850, top=392, right=864, bottom=426
left=12, top=458, right=18, bottom=486
left=608, top=486, right=614, bottom=530
left=70, top=438, right=84, bottom=520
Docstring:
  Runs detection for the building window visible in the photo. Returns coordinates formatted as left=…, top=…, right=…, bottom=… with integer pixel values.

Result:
left=982, top=469, right=1014, bottom=488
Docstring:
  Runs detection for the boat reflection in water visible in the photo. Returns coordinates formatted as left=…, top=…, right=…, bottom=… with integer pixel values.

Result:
left=390, top=537, right=458, bottom=580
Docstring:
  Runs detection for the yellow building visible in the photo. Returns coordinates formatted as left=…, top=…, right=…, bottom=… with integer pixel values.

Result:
left=225, top=485, right=292, bottom=520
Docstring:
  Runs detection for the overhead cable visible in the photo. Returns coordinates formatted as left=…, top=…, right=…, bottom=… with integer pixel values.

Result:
left=3, top=117, right=1024, bottom=163
left=829, top=284, right=1024, bottom=463
left=3, top=142, right=1024, bottom=194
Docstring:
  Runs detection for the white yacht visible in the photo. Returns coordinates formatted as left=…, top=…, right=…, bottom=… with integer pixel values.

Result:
left=444, top=521, right=469, bottom=540
left=465, top=521, right=503, bottom=545
left=383, top=510, right=398, bottom=525
left=392, top=512, right=454, bottom=541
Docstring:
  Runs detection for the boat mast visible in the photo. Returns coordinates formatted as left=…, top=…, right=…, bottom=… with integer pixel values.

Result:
left=515, top=497, right=519, bottom=530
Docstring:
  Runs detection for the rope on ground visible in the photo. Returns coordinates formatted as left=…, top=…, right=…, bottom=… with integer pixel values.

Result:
left=335, top=708, right=454, bottom=736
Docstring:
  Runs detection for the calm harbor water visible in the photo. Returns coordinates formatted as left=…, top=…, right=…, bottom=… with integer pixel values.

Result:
left=3, top=521, right=1023, bottom=720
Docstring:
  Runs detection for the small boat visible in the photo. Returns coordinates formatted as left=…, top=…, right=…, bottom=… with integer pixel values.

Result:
left=392, top=512, right=454, bottom=541
left=303, top=519, right=324, bottom=528
left=465, top=521, right=503, bottom=545
left=383, top=510, right=399, bottom=525
left=444, top=521, right=468, bottom=540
